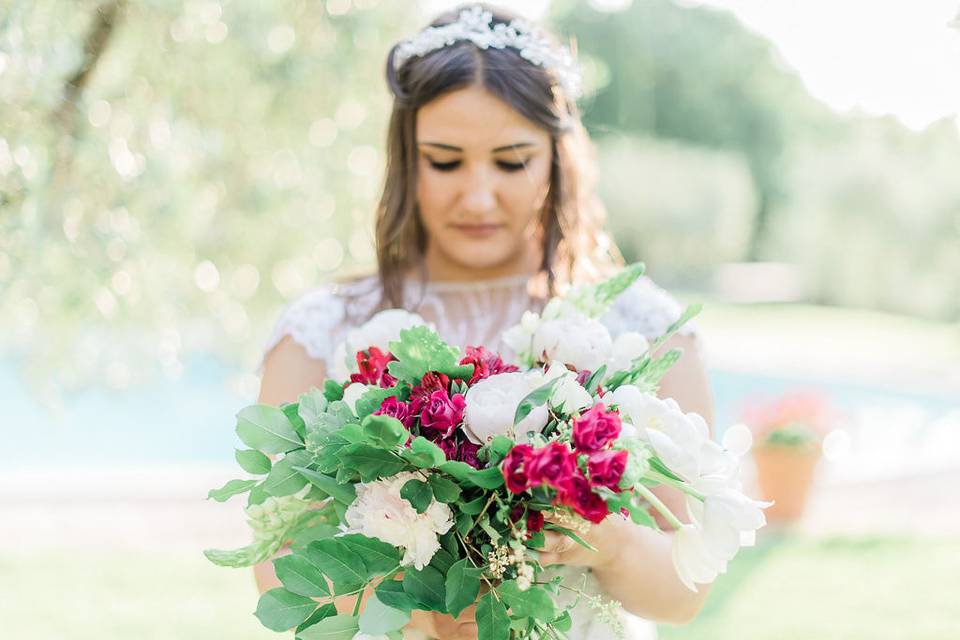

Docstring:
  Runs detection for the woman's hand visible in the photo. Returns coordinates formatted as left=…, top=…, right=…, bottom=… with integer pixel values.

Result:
left=536, top=516, right=621, bottom=569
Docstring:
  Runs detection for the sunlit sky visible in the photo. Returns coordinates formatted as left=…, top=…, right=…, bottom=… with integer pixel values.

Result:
left=422, top=0, right=960, bottom=131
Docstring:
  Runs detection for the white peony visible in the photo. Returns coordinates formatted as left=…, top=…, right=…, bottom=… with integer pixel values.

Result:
left=333, top=309, right=427, bottom=380
left=531, top=312, right=613, bottom=371
left=542, top=361, right=593, bottom=413
left=607, top=331, right=650, bottom=373
left=502, top=310, right=541, bottom=366
left=341, top=471, right=453, bottom=570
left=672, top=524, right=727, bottom=592
left=463, top=372, right=549, bottom=445
left=341, top=382, right=370, bottom=417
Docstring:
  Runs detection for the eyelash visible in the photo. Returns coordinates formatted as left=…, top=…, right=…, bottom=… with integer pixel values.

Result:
left=428, top=159, right=528, bottom=173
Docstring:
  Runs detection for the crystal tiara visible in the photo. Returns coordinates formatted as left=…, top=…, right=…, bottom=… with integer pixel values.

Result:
left=392, top=5, right=583, bottom=99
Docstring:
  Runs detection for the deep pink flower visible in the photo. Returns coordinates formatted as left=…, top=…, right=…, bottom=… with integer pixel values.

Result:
left=559, top=470, right=609, bottom=524
left=409, top=371, right=451, bottom=415
left=526, top=510, right=545, bottom=533
left=572, top=403, right=622, bottom=453
left=434, top=436, right=458, bottom=461
left=587, top=449, right=628, bottom=492
left=350, top=346, right=397, bottom=388
left=526, top=442, right=577, bottom=490
left=457, top=440, right=482, bottom=469
left=373, top=396, right=414, bottom=429
left=459, top=345, right=519, bottom=385
left=501, top=444, right=534, bottom=494
left=419, top=389, right=466, bottom=439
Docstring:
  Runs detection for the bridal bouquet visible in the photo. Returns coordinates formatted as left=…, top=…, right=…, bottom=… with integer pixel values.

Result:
left=205, top=264, right=767, bottom=640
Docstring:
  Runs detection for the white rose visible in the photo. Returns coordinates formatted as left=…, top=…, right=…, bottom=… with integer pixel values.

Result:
left=341, top=382, right=370, bottom=416
left=531, top=313, right=613, bottom=371
left=463, top=372, right=549, bottom=445
left=542, top=361, right=593, bottom=413
left=607, top=331, right=650, bottom=373
left=502, top=310, right=541, bottom=366
left=341, top=471, right=453, bottom=570
left=335, top=309, right=427, bottom=379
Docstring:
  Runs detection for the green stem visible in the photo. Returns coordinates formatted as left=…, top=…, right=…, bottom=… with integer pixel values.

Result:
left=635, top=483, right=684, bottom=530
left=645, top=470, right=705, bottom=501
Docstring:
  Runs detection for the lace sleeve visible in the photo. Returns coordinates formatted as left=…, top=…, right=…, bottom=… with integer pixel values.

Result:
left=260, top=285, right=347, bottom=373
left=600, top=275, right=698, bottom=341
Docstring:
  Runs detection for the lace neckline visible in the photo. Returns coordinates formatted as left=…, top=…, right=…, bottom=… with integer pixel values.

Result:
left=415, top=272, right=534, bottom=294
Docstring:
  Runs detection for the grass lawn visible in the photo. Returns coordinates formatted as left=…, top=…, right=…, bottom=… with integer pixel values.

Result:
left=3, top=535, right=959, bottom=639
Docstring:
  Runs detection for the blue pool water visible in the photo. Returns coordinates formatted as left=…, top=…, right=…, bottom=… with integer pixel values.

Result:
left=1, top=354, right=956, bottom=468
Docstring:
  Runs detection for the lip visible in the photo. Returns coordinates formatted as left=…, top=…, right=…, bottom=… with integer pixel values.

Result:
left=451, top=223, right=503, bottom=238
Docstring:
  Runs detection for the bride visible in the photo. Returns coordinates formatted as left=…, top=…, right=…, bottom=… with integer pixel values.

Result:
left=254, top=4, right=715, bottom=639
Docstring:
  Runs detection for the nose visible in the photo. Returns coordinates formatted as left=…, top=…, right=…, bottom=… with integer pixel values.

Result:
left=461, top=166, right=496, bottom=214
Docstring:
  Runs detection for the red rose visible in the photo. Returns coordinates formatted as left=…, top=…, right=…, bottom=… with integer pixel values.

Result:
left=350, top=346, right=397, bottom=388
left=526, top=442, right=577, bottom=490
left=501, top=444, right=534, bottom=494
left=459, top=345, right=519, bottom=385
left=434, top=436, right=458, bottom=461
left=559, top=470, right=609, bottom=524
left=571, top=403, right=622, bottom=453
left=587, top=449, right=628, bottom=491
left=457, top=440, right=482, bottom=469
left=373, top=396, right=414, bottom=428
left=526, top=510, right=545, bottom=533
left=419, top=389, right=466, bottom=439
left=409, top=371, right=451, bottom=414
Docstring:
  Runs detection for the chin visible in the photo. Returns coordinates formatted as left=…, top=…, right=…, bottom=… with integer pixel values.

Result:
left=440, top=236, right=522, bottom=272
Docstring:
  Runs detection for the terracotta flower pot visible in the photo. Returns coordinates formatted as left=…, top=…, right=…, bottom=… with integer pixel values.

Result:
left=751, top=443, right=821, bottom=523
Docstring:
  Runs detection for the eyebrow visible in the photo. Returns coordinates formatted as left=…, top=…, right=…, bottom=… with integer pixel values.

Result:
left=417, top=141, right=538, bottom=153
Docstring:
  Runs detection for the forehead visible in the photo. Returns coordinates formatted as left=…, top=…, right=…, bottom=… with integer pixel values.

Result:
left=416, top=84, right=549, bottom=149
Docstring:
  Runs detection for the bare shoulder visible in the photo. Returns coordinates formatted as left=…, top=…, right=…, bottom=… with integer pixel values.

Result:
left=258, top=335, right=329, bottom=406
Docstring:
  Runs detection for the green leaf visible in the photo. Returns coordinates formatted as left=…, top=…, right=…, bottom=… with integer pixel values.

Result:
left=355, top=387, right=400, bottom=420
left=207, top=478, right=257, bottom=502
left=566, top=262, right=646, bottom=318
left=263, top=450, right=311, bottom=497
left=444, top=559, right=482, bottom=618
left=362, top=413, right=408, bottom=449
left=247, top=482, right=269, bottom=506
left=236, top=404, right=303, bottom=454
left=375, top=579, right=420, bottom=611
left=293, top=466, right=357, bottom=505
left=400, top=436, right=447, bottom=468
left=514, top=377, right=561, bottom=426
left=306, top=539, right=366, bottom=593
left=400, top=479, right=434, bottom=514
left=640, top=348, right=683, bottom=387
left=426, top=474, right=461, bottom=503
left=468, top=465, right=505, bottom=490
left=337, top=443, right=407, bottom=482
left=402, top=565, right=446, bottom=612
left=455, top=512, right=472, bottom=536
left=235, top=449, right=272, bottom=475
left=323, top=379, right=345, bottom=402
left=296, top=604, right=337, bottom=634
left=274, top=554, right=331, bottom=598
left=338, top=534, right=401, bottom=576
left=298, top=388, right=329, bottom=427
left=254, top=587, right=317, bottom=632
left=386, top=325, right=473, bottom=383
left=438, top=459, right=474, bottom=482
left=498, top=580, right=558, bottom=619
left=481, top=435, right=514, bottom=463
left=476, top=591, right=510, bottom=640
left=283, top=402, right=307, bottom=439
left=296, top=613, right=359, bottom=640
left=429, top=548, right=455, bottom=575
left=290, top=523, right=340, bottom=554
left=552, top=610, right=572, bottom=632
left=203, top=540, right=274, bottom=567
left=358, top=592, right=411, bottom=635
left=460, top=495, right=487, bottom=515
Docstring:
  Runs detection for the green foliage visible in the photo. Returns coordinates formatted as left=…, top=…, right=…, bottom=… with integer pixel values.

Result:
left=294, top=466, right=356, bottom=504
left=444, top=559, right=482, bottom=618
left=514, top=377, right=561, bottom=426
left=274, top=554, right=331, bottom=598
left=476, top=591, right=510, bottom=640
left=206, top=478, right=257, bottom=502
left=362, top=413, right=408, bottom=449
left=401, top=436, right=447, bottom=469
left=402, top=565, right=446, bottom=612
left=306, top=539, right=366, bottom=593
left=337, top=534, right=400, bottom=575
left=336, top=443, right=406, bottom=482
left=296, top=614, right=359, bottom=640
left=497, top=580, right=558, bottom=620
left=358, top=593, right=410, bottom=635
left=387, top=326, right=475, bottom=384
left=235, top=449, right=272, bottom=475
left=236, top=405, right=303, bottom=454
left=427, top=474, right=462, bottom=503
left=400, top=478, right=434, bottom=514
left=254, top=587, right=317, bottom=632
left=263, top=450, right=312, bottom=497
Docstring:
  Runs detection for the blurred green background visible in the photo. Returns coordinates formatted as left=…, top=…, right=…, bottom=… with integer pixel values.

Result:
left=2, top=0, right=959, bottom=638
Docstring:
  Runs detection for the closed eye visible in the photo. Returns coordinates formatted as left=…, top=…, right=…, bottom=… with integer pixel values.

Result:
left=428, top=159, right=461, bottom=172
left=496, top=160, right=527, bottom=172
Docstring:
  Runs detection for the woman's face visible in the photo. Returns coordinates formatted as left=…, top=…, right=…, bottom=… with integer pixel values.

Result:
left=415, top=83, right=552, bottom=280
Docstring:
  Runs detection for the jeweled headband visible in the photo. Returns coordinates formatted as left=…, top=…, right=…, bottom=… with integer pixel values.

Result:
left=392, top=5, right=583, bottom=99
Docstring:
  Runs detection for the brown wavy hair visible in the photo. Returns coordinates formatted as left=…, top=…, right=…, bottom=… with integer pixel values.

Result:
left=374, top=3, right=621, bottom=308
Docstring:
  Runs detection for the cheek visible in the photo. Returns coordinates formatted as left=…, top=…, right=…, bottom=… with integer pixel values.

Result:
left=502, top=162, right=551, bottom=225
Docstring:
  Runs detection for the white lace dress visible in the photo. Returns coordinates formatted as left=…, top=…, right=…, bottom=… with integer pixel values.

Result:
left=263, top=272, right=696, bottom=640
